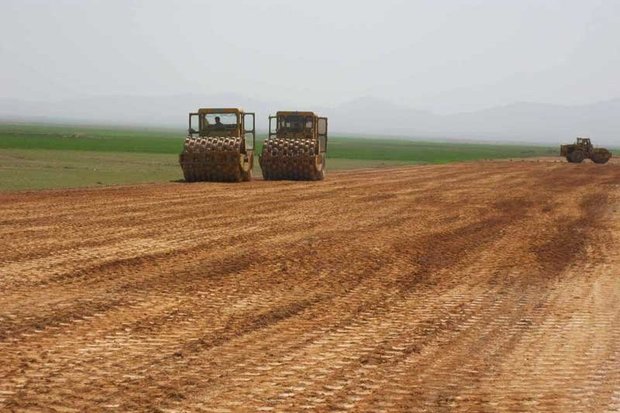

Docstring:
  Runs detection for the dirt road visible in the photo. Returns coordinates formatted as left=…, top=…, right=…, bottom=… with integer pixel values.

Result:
left=1, top=160, right=619, bottom=412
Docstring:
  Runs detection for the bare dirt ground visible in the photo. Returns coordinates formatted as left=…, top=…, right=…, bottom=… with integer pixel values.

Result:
left=1, top=160, right=619, bottom=412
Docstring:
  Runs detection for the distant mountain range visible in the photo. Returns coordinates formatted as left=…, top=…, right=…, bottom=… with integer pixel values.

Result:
left=327, top=97, right=620, bottom=146
left=1, top=94, right=618, bottom=146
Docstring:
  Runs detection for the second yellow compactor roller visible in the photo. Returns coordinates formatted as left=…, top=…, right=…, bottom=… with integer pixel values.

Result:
left=259, top=111, right=328, bottom=181
left=179, top=108, right=328, bottom=182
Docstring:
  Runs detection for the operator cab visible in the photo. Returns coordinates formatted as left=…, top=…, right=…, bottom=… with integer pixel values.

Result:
left=576, top=137, right=592, bottom=149
left=188, top=108, right=244, bottom=138
left=278, top=114, right=314, bottom=133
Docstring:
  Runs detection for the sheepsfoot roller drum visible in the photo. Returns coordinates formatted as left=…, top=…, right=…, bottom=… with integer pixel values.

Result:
left=260, top=137, right=325, bottom=180
left=560, top=137, right=612, bottom=164
left=179, top=108, right=255, bottom=182
left=259, top=111, right=328, bottom=181
left=180, top=136, right=252, bottom=182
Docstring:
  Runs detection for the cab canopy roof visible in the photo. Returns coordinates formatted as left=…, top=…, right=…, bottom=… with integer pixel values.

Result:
left=197, top=108, right=244, bottom=114
left=276, top=111, right=317, bottom=117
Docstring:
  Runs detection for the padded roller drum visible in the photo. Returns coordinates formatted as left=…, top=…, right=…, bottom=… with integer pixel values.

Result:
left=179, top=136, right=253, bottom=182
left=259, top=137, right=325, bottom=181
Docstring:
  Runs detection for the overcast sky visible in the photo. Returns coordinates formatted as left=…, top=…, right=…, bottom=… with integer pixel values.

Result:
left=1, top=0, right=619, bottom=114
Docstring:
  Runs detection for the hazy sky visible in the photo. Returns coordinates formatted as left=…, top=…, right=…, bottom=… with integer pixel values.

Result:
left=1, top=0, right=619, bottom=113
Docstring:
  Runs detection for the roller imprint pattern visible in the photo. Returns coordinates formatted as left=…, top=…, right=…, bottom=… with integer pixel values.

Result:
left=179, top=136, right=250, bottom=182
left=0, top=160, right=619, bottom=412
left=260, top=137, right=325, bottom=181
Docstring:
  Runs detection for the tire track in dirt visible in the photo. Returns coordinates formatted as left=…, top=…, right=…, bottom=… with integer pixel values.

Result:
left=0, top=160, right=619, bottom=412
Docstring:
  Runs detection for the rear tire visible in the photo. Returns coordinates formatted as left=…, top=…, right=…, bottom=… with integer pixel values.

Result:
left=569, top=150, right=585, bottom=163
left=313, top=154, right=326, bottom=180
left=242, top=169, right=252, bottom=181
left=591, top=154, right=610, bottom=164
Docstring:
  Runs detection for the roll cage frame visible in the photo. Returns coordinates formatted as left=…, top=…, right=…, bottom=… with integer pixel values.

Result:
left=268, top=111, right=328, bottom=154
left=187, top=108, right=255, bottom=151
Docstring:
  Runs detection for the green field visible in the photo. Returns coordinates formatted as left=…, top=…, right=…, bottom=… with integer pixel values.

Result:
left=0, top=123, right=557, bottom=191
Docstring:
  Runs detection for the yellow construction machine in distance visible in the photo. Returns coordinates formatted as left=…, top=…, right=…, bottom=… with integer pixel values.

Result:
left=259, top=111, right=328, bottom=180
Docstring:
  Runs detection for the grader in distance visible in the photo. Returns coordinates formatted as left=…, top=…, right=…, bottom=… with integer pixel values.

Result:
left=259, top=111, right=328, bottom=180
left=179, top=108, right=255, bottom=182
left=560, top=137, right=612, bottom=164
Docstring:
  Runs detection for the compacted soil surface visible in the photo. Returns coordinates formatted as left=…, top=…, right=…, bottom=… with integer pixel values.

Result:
left=1, top=160, right=619, bottom=412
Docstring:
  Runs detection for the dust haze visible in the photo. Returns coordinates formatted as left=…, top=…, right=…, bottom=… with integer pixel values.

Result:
left=1, top=0, right=619, bottom=144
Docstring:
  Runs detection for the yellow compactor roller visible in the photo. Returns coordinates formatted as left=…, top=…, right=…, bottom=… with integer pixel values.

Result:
left=179, top=108, right=255, bottom=182
left=560, top=137, right=612, bottom=164
left=259, top=111, right=328, bottom=180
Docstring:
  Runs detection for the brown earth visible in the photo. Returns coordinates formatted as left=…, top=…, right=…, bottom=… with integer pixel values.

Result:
left=0, top=160, right=619, bottom=412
